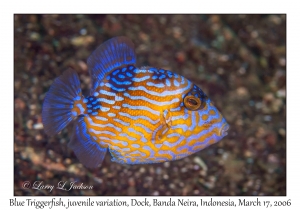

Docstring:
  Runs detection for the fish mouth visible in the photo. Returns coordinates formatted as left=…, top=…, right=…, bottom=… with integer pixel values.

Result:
left=220, top=123, right=229, bottom=137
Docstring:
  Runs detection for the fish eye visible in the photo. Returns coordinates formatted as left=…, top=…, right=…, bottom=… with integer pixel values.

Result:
left=183, top=95, right=202, bottom=111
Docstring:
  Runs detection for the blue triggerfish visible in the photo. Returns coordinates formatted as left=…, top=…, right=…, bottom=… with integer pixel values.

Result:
left=42, top=36, right=229, bottom=168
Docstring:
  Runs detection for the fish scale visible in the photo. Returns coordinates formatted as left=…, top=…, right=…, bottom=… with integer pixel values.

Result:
left=42, top=36, right=229, bottom=168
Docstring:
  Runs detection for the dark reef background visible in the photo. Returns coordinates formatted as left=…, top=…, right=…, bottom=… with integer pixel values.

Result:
left=14, top=14, right=286, bottom=196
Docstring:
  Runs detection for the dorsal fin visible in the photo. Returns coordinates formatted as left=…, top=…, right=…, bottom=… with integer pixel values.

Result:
left=87, top=36, right=136, bottom=94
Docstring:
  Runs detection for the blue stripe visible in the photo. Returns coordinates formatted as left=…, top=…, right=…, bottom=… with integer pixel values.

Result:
left=112, top=106, right=121, bottom=110
left=89, top=128, right=116, bottom=136
left=123, top=93, right=179, bottom=106
left=97, top=97, right=115, bottom=105
left=112, top=139, right=128, bottom=146
left=132, top=76, right=150, bottom=82
left=119, top=112, right=159, bottom=125
left=99, top=89, right=116, bottom=97
left=126, top=72, right=133, bottom=77
left=143, top=145, right=155, bottom=157
left=171, top=108, right=189, bottom=121
left=99, top=136, right=111, bottom=141
left=87, top=117, right=121, bottom=132
left=112, top=145, right=130, bottom=152
left=146, top=82, right=164, bottom=88
left=135, top=123, right=152, bottom=134
left=128, top=80, right=191, bottom=97
left=162, top=127, right=169, bottom=135
left=100, top=106, right=110, bottom=112
left=167, top=133, right=181, bottom=138
left=122, top=103, right=160, bottom=116
left=113, top=118, right=130, bottom=126
left=105, top=83, right=125, bottom=92
left=95, top=116, right=108, bottom=121
left=76, top=104, right=85, bottom=113
left=115, top=96, right=124, bottom=101
left=171, top=124, right=189, bottom=132
left=128, top=127, right=147, bottom=143
left=121, top=67, right=127, bottom=72
left=189, top=111, right=197, bottom=131
left=119, top=133, right=136, bottom=141
left=163, top=136, right=185, bottom=147
left=152, top=75, right=158, bottom=80
left=133, top=69, right=147, bottom=73
left=158, top=150, right=175, bottom=159
left=107, top=113, right=116, bottom=117
left=112, top=78, right=131, bottom=85
left=106, top=75, right=111, bottom=80
left=170, top=106, right=182, bottom=112
left=155, top=144, right=162, bottom=149
left=129, top=150, right=146, bottom=157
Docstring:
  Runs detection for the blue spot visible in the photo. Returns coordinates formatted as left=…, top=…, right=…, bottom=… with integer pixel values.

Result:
left=108, top=113, right=116, bottom=117
left=131, top=144, right=140, bottom=148
left=165, top=79, right=171, bottom=86
left=147, top=82, right=164, bottom=88
left=118, top=74, right=125, bottom=79
left=112, top=69, right=120, bottom=76
left=159, top=74, right=166, bottom=79
left=74, top=96, right=81, bottom=101
left=174, top=80, right=180, bottom=87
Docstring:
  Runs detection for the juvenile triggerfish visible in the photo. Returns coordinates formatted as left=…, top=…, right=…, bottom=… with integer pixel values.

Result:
left=42, top=36, right=229, bottom=168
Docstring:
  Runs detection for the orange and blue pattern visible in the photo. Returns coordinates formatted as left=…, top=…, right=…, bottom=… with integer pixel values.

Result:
left=42, top=37, right=229, bottom=168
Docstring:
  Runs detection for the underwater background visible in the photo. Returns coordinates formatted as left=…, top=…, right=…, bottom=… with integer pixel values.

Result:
left=14, top=14, right=286, bottom=196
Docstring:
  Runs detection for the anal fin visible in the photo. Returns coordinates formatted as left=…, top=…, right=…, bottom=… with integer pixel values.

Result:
left=68, top=116, right=107, bottom=168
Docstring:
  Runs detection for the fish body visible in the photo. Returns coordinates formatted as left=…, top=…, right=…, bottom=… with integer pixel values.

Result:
left=42, top=37, right=229, bottom=168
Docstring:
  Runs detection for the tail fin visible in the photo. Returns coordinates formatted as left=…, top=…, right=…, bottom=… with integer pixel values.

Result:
left=42, top=68, right=82, bottom=136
